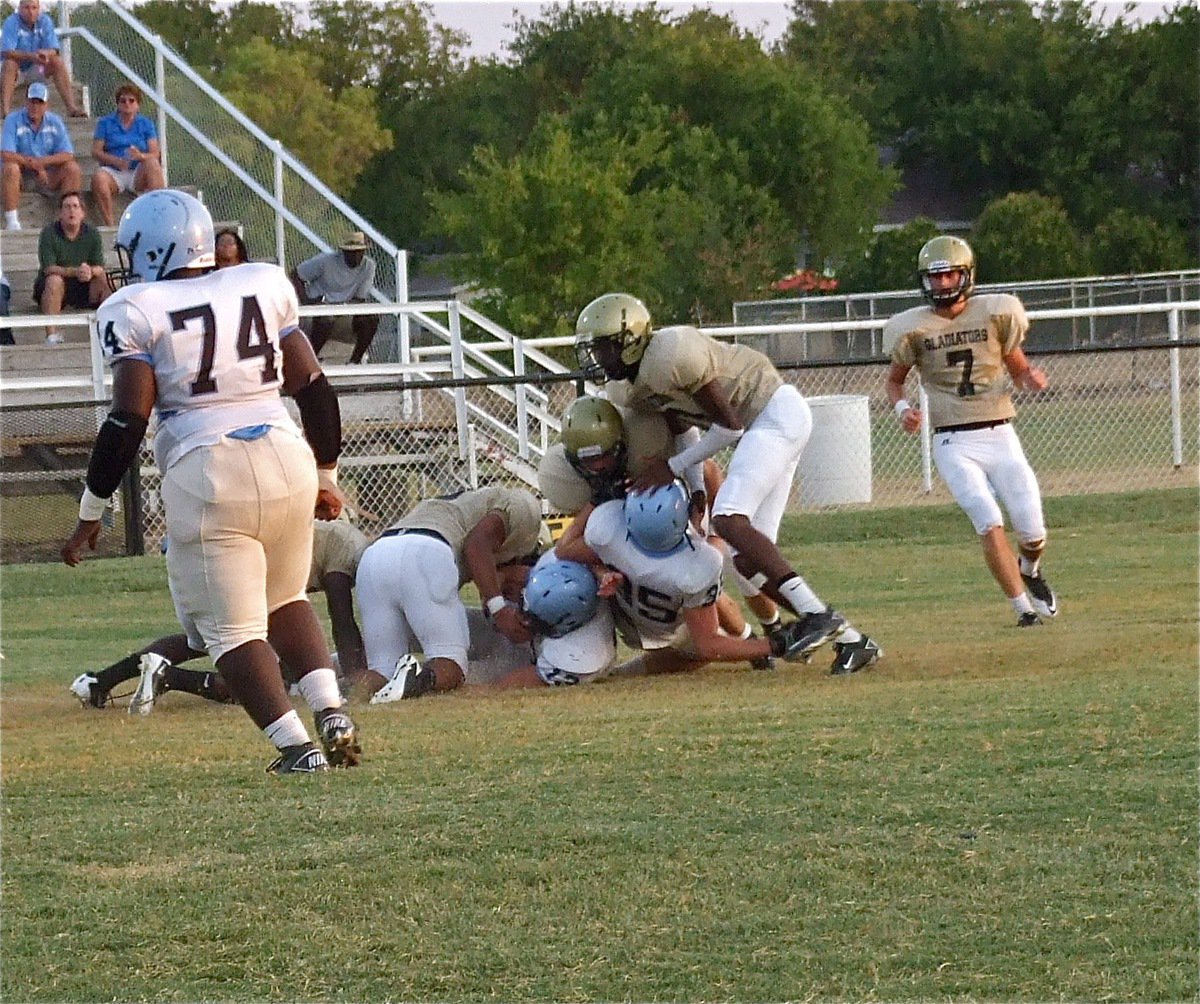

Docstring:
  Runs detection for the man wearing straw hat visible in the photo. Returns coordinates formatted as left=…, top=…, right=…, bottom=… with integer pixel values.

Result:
left=291, top=229, right=379, bottom=364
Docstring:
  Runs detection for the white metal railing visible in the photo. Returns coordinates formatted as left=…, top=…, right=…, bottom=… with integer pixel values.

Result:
left=4, top=300, right=1195, bottom=485
left=59, top=0, right=412, bottom=349
left=734, top=269, right=1200, bottom=325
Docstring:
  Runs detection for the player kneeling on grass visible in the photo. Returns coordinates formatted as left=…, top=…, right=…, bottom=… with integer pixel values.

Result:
left=354, top=486, right=543, bottom=702
left=883, top=235, right=1057, bottom=628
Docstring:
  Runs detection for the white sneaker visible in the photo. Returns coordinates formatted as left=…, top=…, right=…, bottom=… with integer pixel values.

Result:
left=129, top=653, right=170, bottom=716
left=370, top=654, right=422, bottom=704
left=45, top=332, right=64, bottom=345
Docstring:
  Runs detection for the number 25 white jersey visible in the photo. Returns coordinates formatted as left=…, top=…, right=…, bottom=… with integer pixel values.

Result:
left=584, top=499, right=723, bottom=650
left=96, top=263, right=305, bottom=473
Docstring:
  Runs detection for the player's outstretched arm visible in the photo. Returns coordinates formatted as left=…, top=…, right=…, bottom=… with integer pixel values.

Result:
left=62, top=359, right=155, bottom=566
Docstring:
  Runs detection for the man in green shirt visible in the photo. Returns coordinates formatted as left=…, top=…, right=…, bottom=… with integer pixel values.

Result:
left=35, top=189, right=109, bottom=343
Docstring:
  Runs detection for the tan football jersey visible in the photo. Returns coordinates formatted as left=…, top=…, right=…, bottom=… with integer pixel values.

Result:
left=884, top=293, right=1027, bottom=428
left=614, top=325, right=783, bottom=430
left=537, top=403, right=673, bottom=514
left=307, top=518, right=370, bottom=592
left=390, top=486, right=542, bottom=580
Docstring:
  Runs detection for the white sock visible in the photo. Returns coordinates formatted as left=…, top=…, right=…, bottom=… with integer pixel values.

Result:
left=838, top=627, right=862, bottom=644
left=4, top=210, right=19, bottom=227
left=295, top=667, right=342, bottom=712
left=264, top=709, right=310, bottom=750
left=776, top=574, right=824, bottom=616
left=1018, top=555, right=1040, bottom=577
left=1010, top=594, right=1035, bottom=616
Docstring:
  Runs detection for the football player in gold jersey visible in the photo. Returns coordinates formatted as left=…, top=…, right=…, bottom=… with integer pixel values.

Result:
left=538, top=394, right=782, bottom=659
left=883, top=235, right=1057, bottom=627
left=574, top=293, right=882, bottom=674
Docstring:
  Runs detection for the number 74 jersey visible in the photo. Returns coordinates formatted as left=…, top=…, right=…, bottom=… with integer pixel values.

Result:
left=96, top=262, right=304, bottom=472
left=883, top=292, right=1027, bottom=429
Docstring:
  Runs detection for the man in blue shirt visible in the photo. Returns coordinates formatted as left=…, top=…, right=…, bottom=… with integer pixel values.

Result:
left=1, top=81, right=81, bottom=230
left=0, top=0, right=85, bottom=119
left=90, top=82, right=165, bottom=226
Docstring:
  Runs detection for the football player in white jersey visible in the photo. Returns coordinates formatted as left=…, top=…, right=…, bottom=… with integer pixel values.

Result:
left=548, top=482, right=826, bottom=676
left=481, top=553, right=619, bottom=689
left=574, top=293, right=882, bottom=674
left=884, top=235, right=1057, bottom=627
left=60, top=189, right=360, bottom=775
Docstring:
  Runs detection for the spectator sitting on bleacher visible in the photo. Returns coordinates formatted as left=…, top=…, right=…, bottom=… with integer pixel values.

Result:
left=90, top=83, right=165, bottom=227
left=0, top=0, right=86, bottom=119
left=215, top=227, right=248, bottom=268
left=35, top=190, right=110, bottom=344
left=291, top=230, right=378, bottom=364
left=1, top=80, right=80, bottom=231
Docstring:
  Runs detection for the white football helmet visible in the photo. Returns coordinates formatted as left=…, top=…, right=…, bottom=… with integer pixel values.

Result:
left=113, top=189, right=215, bottom=285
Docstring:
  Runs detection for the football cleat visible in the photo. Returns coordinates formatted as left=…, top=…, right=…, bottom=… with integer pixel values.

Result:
left=266, top=742, right=329, bottom=775
left=370, top=654, right=435, bottom=704
left=770, top=608, right=847, bottom=663
left=128, top=653, right=170, bottom=716
left=830, top=636, right=883, bottom=675
left=314, top=706, right=362, bottom=768
left=69, top=673, right=109, bottom=709
left=1016, top=611, right=1043, bottom=628
left=1021, top=571, right=1058, bottom=619
left=749, top=652, right=775, bottom=671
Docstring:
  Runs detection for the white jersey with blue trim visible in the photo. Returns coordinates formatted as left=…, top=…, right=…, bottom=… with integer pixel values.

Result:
left=584, top=499, right=723, bottom=650
left=95, top=262, right=304, bottom=472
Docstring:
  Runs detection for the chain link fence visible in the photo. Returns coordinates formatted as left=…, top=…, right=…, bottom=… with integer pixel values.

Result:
left=3, top=344, right=1195, bottom=564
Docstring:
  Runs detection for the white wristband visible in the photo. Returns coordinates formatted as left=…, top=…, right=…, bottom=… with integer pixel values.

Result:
left=317, top=465, right=338, bottom=491
left=894, top=399, right=911, bottom=418
left=485, top=595, right=508, bottom=618
left=79, top=486, right=110, bottom=522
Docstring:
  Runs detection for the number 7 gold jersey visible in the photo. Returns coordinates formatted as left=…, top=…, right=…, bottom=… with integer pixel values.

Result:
left=883, top=292, right=1028, bottom=428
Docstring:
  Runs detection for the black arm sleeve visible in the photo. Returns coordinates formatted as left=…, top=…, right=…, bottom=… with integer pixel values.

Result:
left=293, top=374, right=342, bottom=465
left=85, top=410, right=149, bottom=498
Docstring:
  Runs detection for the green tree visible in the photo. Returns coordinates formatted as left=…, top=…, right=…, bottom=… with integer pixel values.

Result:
left=429, top=118, right=662, bottom=342
left=134, top=0, right=302, bottom=76
left=354, top=60, right=537, bottom=252
left=782, top=1, right=1196, bottom=252
left=836, top=218, right=942, bottom=295
left=214, top=38, right=392, bottom=197
left=1087, top=209, right=1192, bottom=276
left=303, top=1, right=468, bottom=104
left=971, top=192, right=1082, bottom=283
left=566, top=7, right=894, bottom=264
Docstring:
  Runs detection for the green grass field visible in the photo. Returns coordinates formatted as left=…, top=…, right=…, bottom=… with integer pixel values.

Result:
left=2, top=489, right=1196, bottom=1001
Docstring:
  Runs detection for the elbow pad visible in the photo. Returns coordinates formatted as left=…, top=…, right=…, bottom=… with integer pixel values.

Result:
left=85, top=410, right=148, bottom=499
left=667, top=424, right=743, bottom=477
left=293, top=374, right=342, bottom=465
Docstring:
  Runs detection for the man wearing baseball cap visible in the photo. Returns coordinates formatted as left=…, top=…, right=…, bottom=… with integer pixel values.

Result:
left=290, top=230, right=379, bottom=363
left=1, top=80, right=81, bottom=230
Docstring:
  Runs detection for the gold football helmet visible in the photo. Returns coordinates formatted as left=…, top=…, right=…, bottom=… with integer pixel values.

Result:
left=918, top=235, right=975, bottom=307
left=574, top=292, right=652, bottom=380
left=561, top=395, right=624, bottom=462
